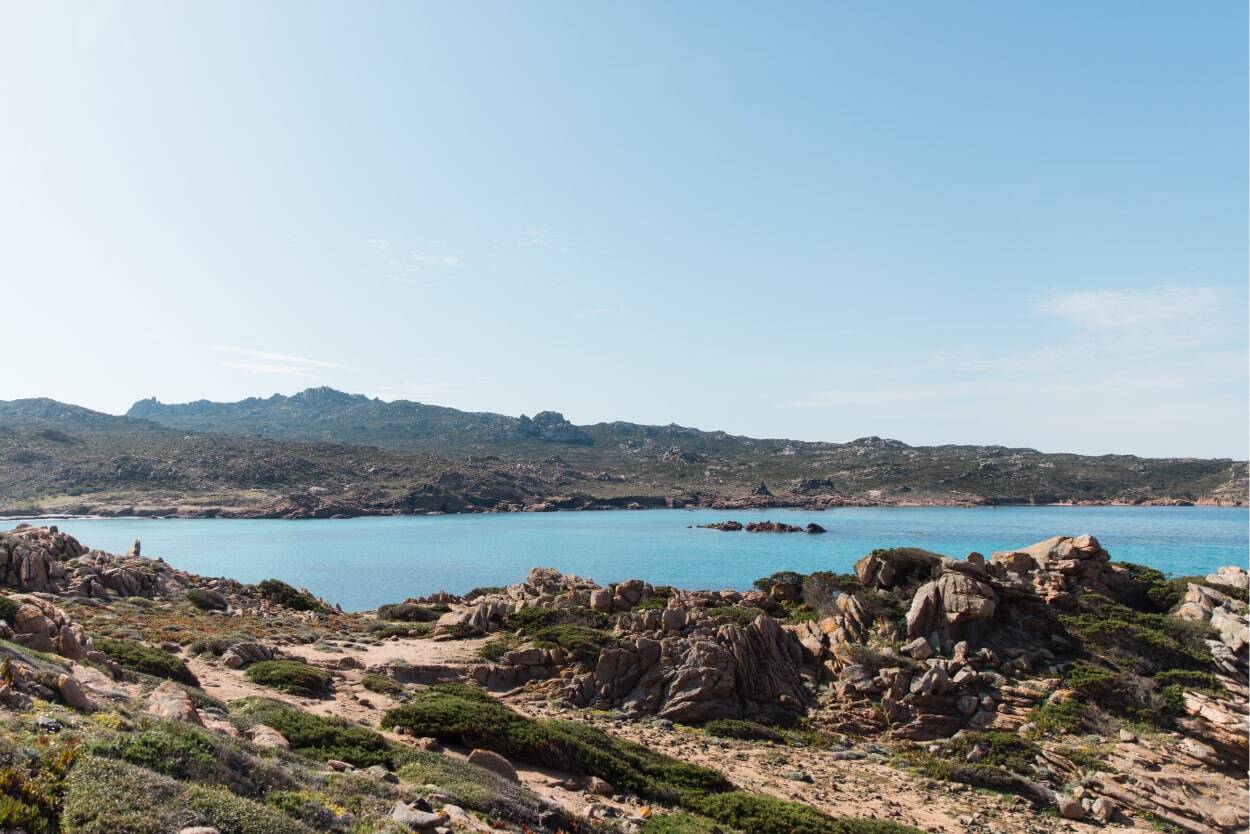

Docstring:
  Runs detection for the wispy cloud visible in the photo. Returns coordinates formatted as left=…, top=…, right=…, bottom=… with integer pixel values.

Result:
left=1036, top=285, right=1233, bottom=337
left=212, top=346, right=355, bottom=378
left=781, top=284, right=1248, bottom=448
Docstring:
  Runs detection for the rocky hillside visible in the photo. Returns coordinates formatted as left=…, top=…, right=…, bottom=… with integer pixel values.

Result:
left=0, top=523, right=1243, bottom=833
left=0, top=393, right=1244, bottom=517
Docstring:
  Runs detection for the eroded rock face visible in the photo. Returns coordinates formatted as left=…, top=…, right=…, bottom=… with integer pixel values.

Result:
left=0, top=525, right=188, bottom=600
left=1, top=594, right=92, bottom=660
left=566, top=609, right=810, bottom=723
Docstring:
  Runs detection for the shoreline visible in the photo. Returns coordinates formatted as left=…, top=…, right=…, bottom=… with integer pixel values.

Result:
left=2, top=497, right=1246, bottom=523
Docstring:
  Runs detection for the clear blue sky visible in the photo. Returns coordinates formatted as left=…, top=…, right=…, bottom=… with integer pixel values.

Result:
left=2, top=2, right=1246, bottom=458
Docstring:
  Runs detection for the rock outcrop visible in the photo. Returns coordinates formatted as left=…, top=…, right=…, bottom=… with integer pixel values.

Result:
left=566, top=608, right=810, bottom=723
left=0, top=525, right=188, bottom=599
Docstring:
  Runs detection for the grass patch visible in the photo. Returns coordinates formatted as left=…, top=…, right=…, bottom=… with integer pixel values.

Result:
left=95, top=638, right=198, bottom=686
left=244, top=661, right=330, bottom=698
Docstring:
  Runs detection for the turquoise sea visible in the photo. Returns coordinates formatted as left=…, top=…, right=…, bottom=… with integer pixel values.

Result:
left=6, top=507, right=1246, bottom=611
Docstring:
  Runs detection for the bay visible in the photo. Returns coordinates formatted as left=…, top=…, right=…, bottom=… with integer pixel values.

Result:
left=7, top=506, right=1246, bottom=612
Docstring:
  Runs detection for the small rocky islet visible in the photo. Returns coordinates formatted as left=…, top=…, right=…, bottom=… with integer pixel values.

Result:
left=0, top=523, right=1244, bottom=834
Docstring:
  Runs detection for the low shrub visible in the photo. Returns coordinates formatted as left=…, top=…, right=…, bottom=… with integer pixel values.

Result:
left=505, top=606, right=609, bottom=633
left=702, top=719, right=784, bottom=743
left=529, top=624, right=618, bottom=663
left=752, top=571, right=803, bottom=593
left=360, top=673, right=403, bottom=697
left=0, top=739, right=76, bottom=834
left=231, top=698, right=394, bottom=768
left=703, top=606, right=767, bottom=627
left=684, top=790, right=921, bottom=834
left=475, top=638, right=512, bottom=662
left=382, top=685, right=729, bottom=802
left=183, top=783, right=316, bottom=834
left=187, top=589, right=229, bottom=612
left=375, top=603, right=439, bottom=623
left=244, top=661, right=330, bottom=698
left=464, top=586, right=504, bottom=601
left=801, top=572, right=863, bottom=615
left=257, top=580, right=324, bottom=613
left=84, top=718, right=296, bottom=798
left=642, top=812, right=731, bottom=834
left=395, top=749, right=555, bottom=827
left=383, top=685, right=922, bottom=834
left=95, top=638, right=198, bottom=686
left=61, top=756, right=186, bottom=834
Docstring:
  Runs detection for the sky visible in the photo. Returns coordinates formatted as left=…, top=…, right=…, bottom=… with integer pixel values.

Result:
left=1, top=1, right=1246, bottom=458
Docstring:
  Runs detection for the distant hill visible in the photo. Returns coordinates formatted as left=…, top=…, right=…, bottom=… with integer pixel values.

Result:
left=0, top=389, right=1242, bottom=517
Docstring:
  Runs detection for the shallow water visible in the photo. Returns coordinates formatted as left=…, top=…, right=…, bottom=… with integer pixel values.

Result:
left=7, top=506, right=1246, bottom=611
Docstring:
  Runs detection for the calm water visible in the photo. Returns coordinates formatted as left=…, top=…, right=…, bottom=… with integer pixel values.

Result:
left=6, top=507, right=1246, bottom=611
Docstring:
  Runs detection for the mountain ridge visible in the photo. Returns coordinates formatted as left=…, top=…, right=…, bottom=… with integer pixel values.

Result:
left=0, top=389, right=1241, bottom=517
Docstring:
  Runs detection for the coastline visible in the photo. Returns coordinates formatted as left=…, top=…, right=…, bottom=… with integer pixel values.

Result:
left=2, top=495, right=1245, bottom=523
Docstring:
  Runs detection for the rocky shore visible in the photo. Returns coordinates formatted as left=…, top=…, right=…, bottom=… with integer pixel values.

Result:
left=0, top=523, right=1244, bottom=834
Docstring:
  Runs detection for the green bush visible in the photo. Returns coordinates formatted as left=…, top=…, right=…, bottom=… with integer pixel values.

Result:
left=361, top=673, right=404, bottom=697
left=244, top=661, right=330, bottom=698
left=530, top=624, right=618, bottom=663
left=702, top=720, right=784, bottom=743
left=95, top=638, right=198, bottom=686
left=505, top=606, right=608, bottom=633
left=257, top=580, right=324, bottom=613
left=752, top=571, right=803, bottom=593
left=231, top=698, right=394, bottom=768
left=382, top=684, right=729, bottom=802
left=1059, top=594, right=1219, bottom=726
left=375, top=603, right=439, bottom=622
left=187, top=588, right=229, bottom=611
left=703, top=606, right=767, bottom=627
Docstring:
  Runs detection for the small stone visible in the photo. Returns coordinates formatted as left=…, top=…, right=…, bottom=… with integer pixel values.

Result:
left=467, top=748, right=519, bottom=782
left=391, top=801, right=448, bottom=830
left=1057, top=796, right=1085, bottom=820
left=1118, top=728, right=1136, bottom=743
left=1091, top=796, right=1116, bottom=823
